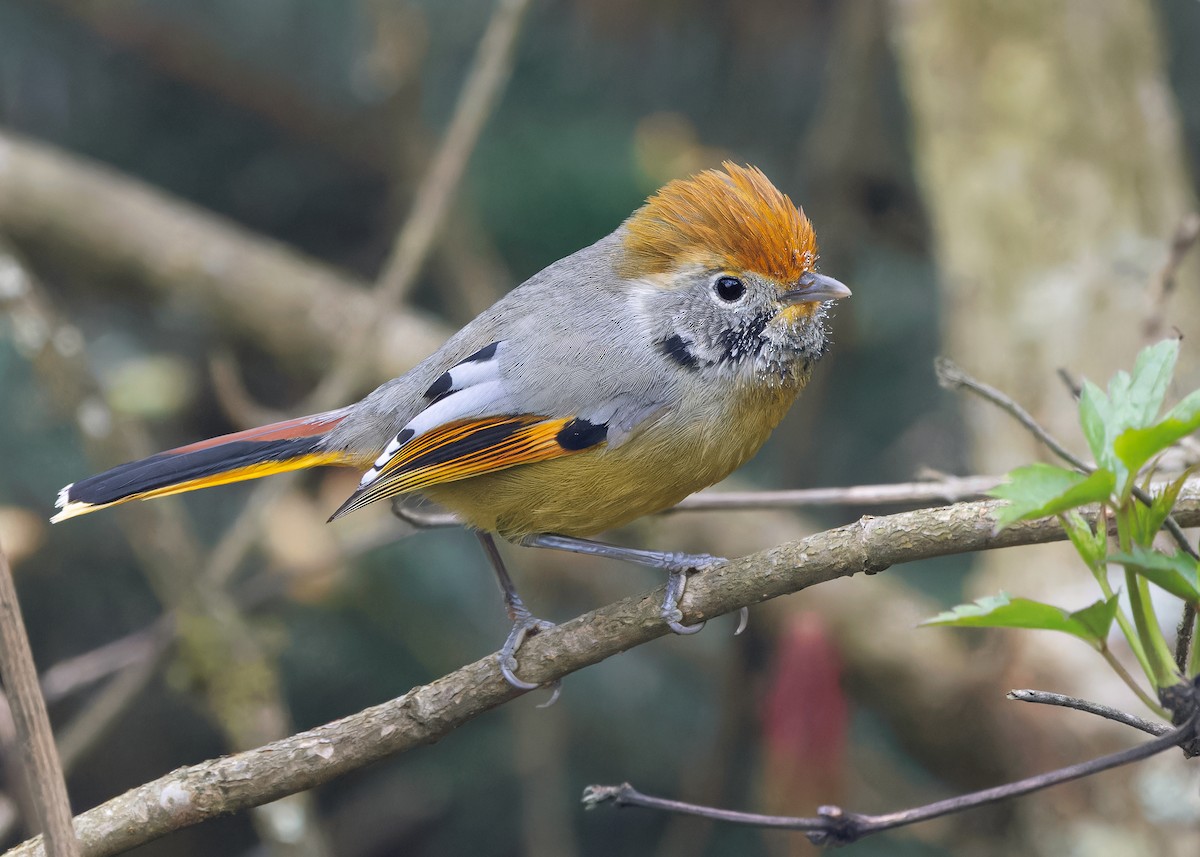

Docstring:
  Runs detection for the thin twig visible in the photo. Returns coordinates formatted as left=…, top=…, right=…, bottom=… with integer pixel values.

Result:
left=0, top=543, right=79, bottom=857
left=582, top=708, right=1197, bottom=846
left=1056, top=367, right=1082, bottom=400
left=1144, top=212, right=1200, bottom=341
left=376, top=0, right=530, bottom=305
left=1006, top=689, right=1170, bottom=736
left=936, top=358, right=1086, bottom=469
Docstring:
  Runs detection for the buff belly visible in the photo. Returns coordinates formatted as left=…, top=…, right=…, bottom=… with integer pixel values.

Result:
left=420, top=381, right=800, bottom=539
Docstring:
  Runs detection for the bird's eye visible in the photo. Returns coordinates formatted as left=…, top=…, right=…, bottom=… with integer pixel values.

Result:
left=713, top=276, right=746, bottom=302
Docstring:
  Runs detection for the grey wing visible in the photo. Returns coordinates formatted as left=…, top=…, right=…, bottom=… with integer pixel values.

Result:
left=357, top=337, right=671, bottom=486
left=323, top=334, right=671, bottom=520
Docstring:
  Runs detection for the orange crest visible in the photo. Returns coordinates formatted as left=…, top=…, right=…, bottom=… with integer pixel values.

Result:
left=619, top=162, right=817, bottom=284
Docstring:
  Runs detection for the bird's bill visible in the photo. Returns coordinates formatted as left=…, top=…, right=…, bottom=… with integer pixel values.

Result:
left=779, top=271, right=852, bottom=305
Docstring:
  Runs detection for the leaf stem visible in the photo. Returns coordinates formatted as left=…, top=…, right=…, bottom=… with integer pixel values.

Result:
left=1091, top=507, right=1155, bottom=681
left=1091, top=570, right=1153, bottom=681
left=1099, top=645, right=1168, bottom=717
left=1114, top=508, right=1180, bottom=689
left=1126, top=569, right=1180, bottom=689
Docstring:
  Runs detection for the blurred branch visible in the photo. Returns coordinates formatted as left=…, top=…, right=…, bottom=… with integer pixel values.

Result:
left=209, top=352, right=289, bottom=430
left=0, top=542, right=79, bottom=857
left=0, top=131, right=449, bottom=379
left=509, top=701, right=581, bottom=857
left=668, top=474, right=1000, bottom=511
left=46, top=0, right=514, bottom=330
left=46, top=0, right=511, bottom=322
left=42, top=616, right=223, bottom=774
left=56, top=651, right=167, bottom=774
left=39, top=618, right=172, bottom=705
left=1144, top=213, right=1200, bottom=340
left=375, top=0, right=529, bottom=302
left=392, top=474, right=1003, bottom=530
left=195, top=0, right=535, bottom=586
left=11, top=492, right=1200, bottom=856
left=155, top=0, right=532, bottom=600
left=313, top=0, right=533, bottom=401
left=0, top=238, right=331, bottom=856
left=41, top=0, right=402, bottom=175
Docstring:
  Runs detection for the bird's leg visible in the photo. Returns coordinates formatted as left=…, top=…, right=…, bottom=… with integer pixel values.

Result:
left=392, top=496, right=459, bottom=529
left=516, top=533, right=745, bottom=636
left=476, top=532, right=560, bottom=702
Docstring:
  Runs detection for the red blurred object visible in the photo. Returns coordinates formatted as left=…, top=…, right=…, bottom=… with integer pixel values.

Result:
left=760, top=613, right=849, bottom=819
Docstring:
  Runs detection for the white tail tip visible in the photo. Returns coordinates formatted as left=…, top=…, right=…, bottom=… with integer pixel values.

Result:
left=50, top=484, right=93, bottom=523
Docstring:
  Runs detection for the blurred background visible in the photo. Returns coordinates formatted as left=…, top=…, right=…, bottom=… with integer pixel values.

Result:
left=1, top=0, right=1199, bottom=855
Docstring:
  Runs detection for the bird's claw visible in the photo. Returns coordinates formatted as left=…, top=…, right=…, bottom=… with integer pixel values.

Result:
left=660, top=562, right=747, bottom=636
left=662, top=567, right=706, bottom=634
left=498, top=654, right=540, bottom=690
left=664, top=611, right=706, bottom=635
left=536, top=681, right=563, bottom=708
left=498, top=612, right=557, bottom=692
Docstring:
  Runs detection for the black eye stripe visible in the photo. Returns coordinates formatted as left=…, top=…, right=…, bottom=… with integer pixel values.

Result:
left=658, top=334, right=699, bottom=370
left=714, top=276, right=745, bottom=302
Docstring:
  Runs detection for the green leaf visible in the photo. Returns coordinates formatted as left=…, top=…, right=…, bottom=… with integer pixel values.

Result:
left=1127, top=339, right=1179, bottom=427
left=1069, top=594, right=1122, bottom=641
left=1077, top=340, right=1183, bottom=489
left=922, top=592, right=1118, bottom=649
left=1114, top=389, right=1200, bottom=478
left=1128, top=469, right=1194, bottom=546
left=989, top=464, right=1115, bottom=530
left=1079, top=379, right=1115, bottom=472
left=1061, top=510, right=1107, bottom=568
left=1108, top=546, right=1200, bottom=602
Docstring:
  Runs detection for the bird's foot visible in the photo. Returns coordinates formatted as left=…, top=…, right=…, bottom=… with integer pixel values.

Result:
left=659, top=559, right=748, bottom=636
left=498, top=605, right=561, bottom=705
left=661, top=567, right=706, bottom=634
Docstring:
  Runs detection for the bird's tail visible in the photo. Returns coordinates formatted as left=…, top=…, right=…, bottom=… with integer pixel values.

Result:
left=51, top=408, right=358, bottom=523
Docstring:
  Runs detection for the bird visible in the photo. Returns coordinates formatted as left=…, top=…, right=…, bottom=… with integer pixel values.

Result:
left=51, top=162, right=850, bottom=690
